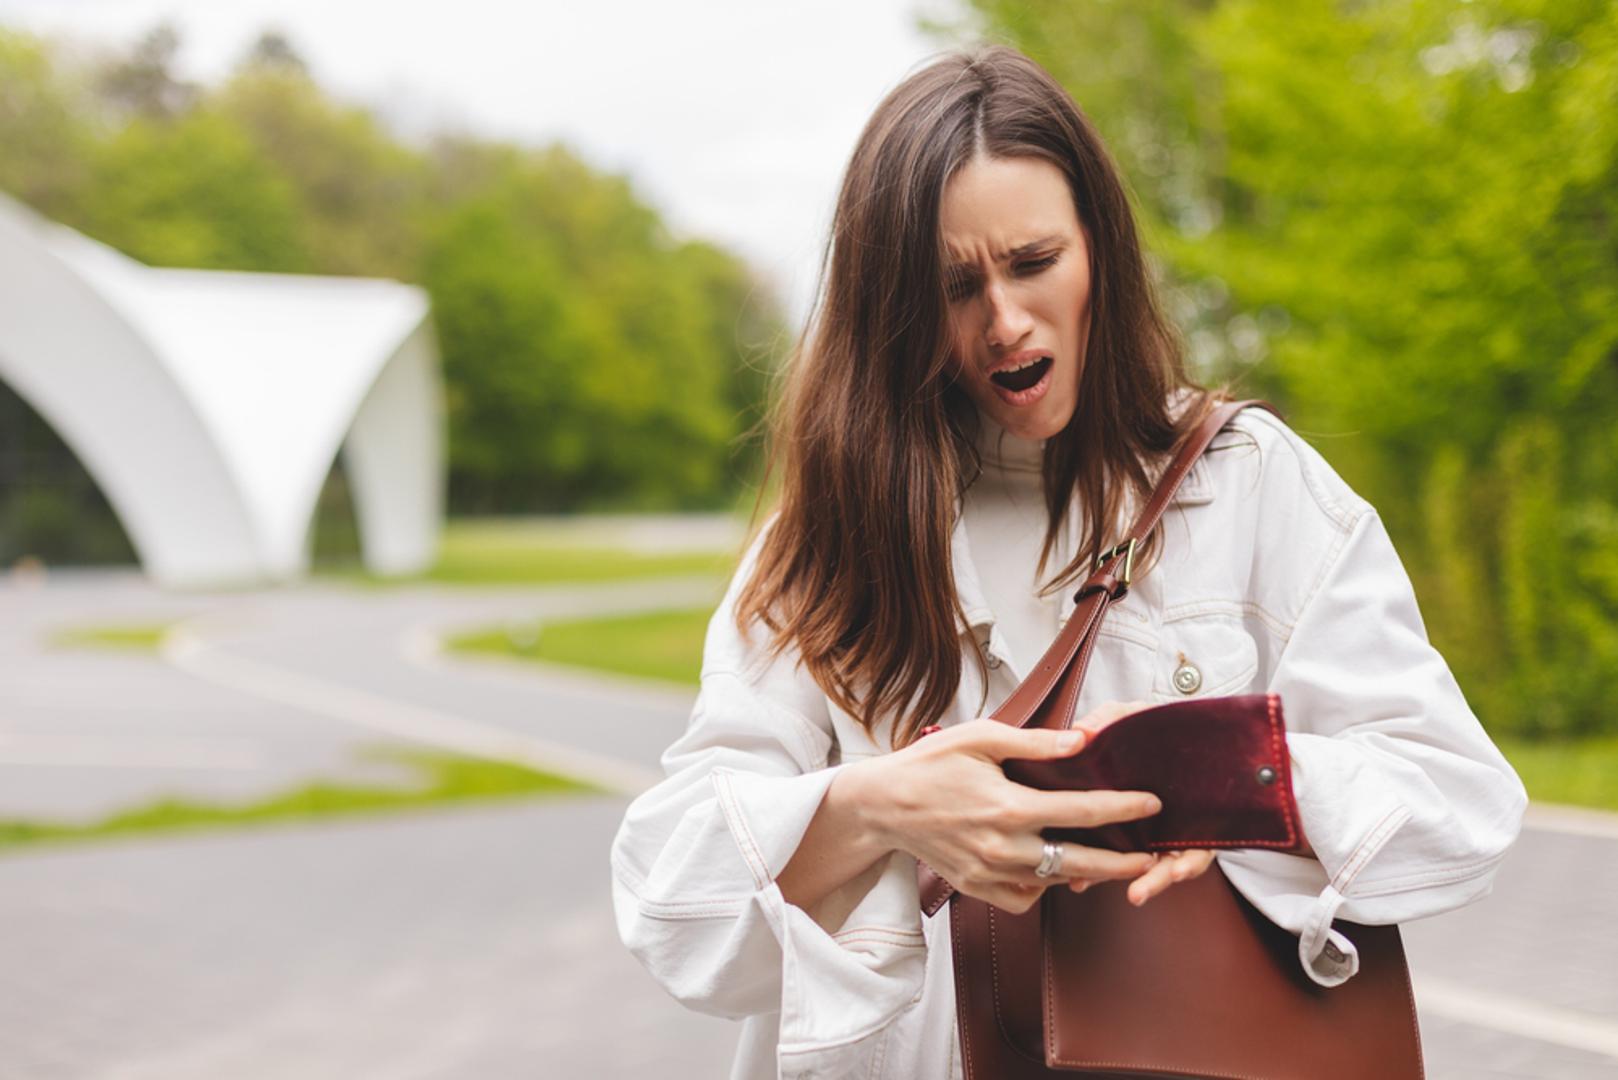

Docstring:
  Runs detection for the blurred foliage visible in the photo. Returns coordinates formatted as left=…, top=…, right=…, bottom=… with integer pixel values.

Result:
left=936, top=0, right=1618, bottom=737
left=0, top=380, right=136, bottom=566
left=0, top=24, right=784, bottom=564
left=450, top=605, right=717, bottom=686
left=419, top=527, right=734, bottom=585
left=0, top=741, right=599, bottom=855
left=47, top=622, right=172, bottom=651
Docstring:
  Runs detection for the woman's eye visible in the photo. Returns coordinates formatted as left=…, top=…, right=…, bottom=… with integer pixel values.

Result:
left=946, top=254, right=1057, bottom=302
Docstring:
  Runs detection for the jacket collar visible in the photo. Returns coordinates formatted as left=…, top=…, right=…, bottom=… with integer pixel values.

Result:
left=949, top=454, right=1214, bottom=638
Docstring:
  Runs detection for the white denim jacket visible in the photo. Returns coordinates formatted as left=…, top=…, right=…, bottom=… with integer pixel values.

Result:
left=609, top=406, right=1529, bottom=1080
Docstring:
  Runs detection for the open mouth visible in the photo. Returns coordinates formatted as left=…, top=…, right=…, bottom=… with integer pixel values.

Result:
left=989, top=355, right=1053, bottom=393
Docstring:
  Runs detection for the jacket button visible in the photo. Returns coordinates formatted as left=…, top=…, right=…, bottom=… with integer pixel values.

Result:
left=986, top=653, right=1002, bottom=670
left=1172, top=662, right=1202, bottom=694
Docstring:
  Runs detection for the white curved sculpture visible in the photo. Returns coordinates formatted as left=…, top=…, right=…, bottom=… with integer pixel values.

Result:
left=0, top=193, right=444, bottom=587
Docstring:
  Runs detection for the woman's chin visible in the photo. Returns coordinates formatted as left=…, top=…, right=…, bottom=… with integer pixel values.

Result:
left=981, top=390, right=1073, bottom=441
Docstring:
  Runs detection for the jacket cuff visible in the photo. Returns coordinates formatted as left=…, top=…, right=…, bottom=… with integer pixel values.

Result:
left=1217, top=732, right=1413, bottom=987
left=1217, top=850, right=1363, bottom=987
left=711, top=762, right=852, bottom=887
left=713, top=763, right=930, bottom=1053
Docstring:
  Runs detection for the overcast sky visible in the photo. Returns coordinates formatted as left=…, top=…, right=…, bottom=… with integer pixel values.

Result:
left=0, top=0, right=981, bottom=325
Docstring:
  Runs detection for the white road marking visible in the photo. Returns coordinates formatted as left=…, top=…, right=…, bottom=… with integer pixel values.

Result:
left=162, top=628, right=662, bottom=796
left=1415, top=974, right=1618, bottom=1060
left=399, top=624, right=697, bottom=712
left=0, top=734, right=261, bottom=770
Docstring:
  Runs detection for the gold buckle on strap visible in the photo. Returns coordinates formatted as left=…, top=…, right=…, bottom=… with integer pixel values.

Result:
left=1092, top=537, right=1138, bottom=588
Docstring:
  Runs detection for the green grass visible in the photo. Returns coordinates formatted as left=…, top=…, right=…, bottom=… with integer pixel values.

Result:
left=48, top=623, right=173, bottom=651
left=450, top=606, right=714, bottom=686
left=1496, top=735, right=1618, bottom=813
left=427, top=542, right=734, bottom=585
left=322, top=517, right=744, bottom=587
left=0, top=743, right=603, bottom=855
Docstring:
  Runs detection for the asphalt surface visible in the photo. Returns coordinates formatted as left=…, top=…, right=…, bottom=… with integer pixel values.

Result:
left=0, top=567, right=1614, bottom=1078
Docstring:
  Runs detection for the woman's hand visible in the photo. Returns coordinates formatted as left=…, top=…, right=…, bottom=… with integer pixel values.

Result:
left=1058, top=701, right=1219, bottom=906
left=855, top=706, right=1164, bottom=915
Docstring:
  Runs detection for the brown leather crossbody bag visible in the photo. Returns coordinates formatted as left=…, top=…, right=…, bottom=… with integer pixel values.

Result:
left=916, top=398, right=1425, bottom=1078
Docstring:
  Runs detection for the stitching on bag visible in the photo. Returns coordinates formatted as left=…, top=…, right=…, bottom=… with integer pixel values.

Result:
left=986, top=906, right=1047, bottom=1065
left=1396, top=928, right=1427, bottom=1080
left=1044, top=895, right=1059, bottom=1064
left=1048, top=1056, right=1270, bottom=1078
left=1049, top=612, right=1102, bottom=733
left=950, top=902, right=976, bottom=1079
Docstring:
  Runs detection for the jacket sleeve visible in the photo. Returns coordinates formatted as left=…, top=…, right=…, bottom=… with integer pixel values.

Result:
left=608, top=517, right=930, bottom=1059
left=1215, top=425, right=1528, bottom=988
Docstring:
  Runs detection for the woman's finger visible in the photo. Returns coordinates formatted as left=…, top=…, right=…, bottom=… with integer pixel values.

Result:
left=1019, top=787, right=1162, bottom=831
left=1128, top=849, right=1216, bottom=905
left=1072, top=699, right=1152, bottom=738
left=1125, top=854, right=1175, bottom=906
left=998, top=838, right=1155, bottom=888
left=953, top=718, right=1089, bottom=763
left=1170, top=849, right=1216, bottom=882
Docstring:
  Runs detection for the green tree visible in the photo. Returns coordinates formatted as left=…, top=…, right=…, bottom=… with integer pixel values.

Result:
left=421, top=142, right=762, bottom=512
left=948, top=0, right=1618, bottom=735
left=0, top=29, right=95, bottom=220
left=0, top=23, right=784, bottom=558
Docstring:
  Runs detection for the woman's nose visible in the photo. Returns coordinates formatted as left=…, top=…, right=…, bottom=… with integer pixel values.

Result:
left=983, top=279, right=1034, bottom=349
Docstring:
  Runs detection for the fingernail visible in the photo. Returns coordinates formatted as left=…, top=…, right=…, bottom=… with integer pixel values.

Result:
left=1145, top=796, right=1163, bottom=813
left=1057, top=730, right=1084, bottom=751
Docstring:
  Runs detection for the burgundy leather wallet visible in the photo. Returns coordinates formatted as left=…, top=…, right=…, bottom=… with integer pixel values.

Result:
left=998, top=692, right=1309, bottom=855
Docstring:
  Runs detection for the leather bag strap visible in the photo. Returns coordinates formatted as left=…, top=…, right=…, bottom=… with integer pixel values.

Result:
left=917, top=397, right=1282, bottom=916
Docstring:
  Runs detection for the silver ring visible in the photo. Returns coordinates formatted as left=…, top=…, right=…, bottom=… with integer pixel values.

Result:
left=1034, top=840, right=1064, bottom=879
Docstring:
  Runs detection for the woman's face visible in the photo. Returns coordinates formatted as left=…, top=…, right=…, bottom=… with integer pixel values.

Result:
left=939, top=154, right=1092, bottom=441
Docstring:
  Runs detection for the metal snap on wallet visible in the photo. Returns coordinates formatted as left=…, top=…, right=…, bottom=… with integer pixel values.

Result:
left=999, top=692, right=1308, bottom=854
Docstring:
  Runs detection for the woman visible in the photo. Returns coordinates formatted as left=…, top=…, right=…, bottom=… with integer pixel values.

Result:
left=609, top=44, right=1526, bottom=1080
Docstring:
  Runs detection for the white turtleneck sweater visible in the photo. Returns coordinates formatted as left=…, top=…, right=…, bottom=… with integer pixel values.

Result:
left=961, top=412, right=1070, bottom=678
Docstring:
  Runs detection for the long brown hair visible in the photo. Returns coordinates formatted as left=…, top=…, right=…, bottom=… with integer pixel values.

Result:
left=734, top=44, right=1225, bottom=750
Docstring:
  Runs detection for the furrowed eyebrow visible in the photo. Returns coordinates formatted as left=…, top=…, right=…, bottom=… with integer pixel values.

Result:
left=945, top=234, right=1066, bottom=278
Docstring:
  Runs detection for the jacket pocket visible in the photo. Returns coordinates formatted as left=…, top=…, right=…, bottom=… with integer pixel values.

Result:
left=1149, top=611, right=1260, bottom=703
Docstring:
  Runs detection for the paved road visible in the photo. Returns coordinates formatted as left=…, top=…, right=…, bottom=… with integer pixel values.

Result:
left=0, top=569, right=1614, bottom=1078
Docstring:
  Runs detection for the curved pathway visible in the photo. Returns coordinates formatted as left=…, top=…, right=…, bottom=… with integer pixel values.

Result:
left=0, top=570, right=1613, bottom=1078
